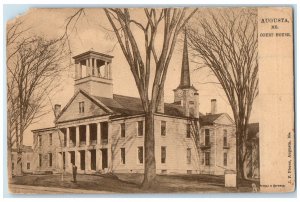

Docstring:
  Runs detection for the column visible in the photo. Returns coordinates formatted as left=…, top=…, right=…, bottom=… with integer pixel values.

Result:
left=66, top=151, right=71, bottom=173
left=76, top=126, right=79, bottom=147
left=107, top=148, right=111, bottom=172
left=57, top=152, right=62, bottom=170
left=89, top=58, right=92, bottom=76
left=66, top=127, right=70, bottom=147
left=86, top=150, right=91, bottom=171
left=86, top=124, right=90, bottom=146
left=86, top=59, right=90, bottom=76
left=75, top=151, right=81, bottom=170
left=92, top=58, right=96, bottom=76
left=96, top=149, right=102, bottom=171
left=108, top=62, right=112, bottom=79
left=79, top=63, right=82, bottom=78
left=75, top=62, right=79, bottom=80
left=97, top=123, right=101, bottom=145
left=105, top=62, right=108, bottom=78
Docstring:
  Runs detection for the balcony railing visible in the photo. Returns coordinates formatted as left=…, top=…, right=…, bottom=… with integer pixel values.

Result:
left=223, top=143, right=230, bottom=149
left=200, top=143, right=211, bottom=150
left=79, top=141, right=86, bottom=146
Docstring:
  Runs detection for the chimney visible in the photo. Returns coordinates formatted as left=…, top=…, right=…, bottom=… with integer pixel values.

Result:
left=157, top=90, right=164, bottom=113
left=211, top=99, right=217, bottom=114
left=54, top=104, right=61, bottom=118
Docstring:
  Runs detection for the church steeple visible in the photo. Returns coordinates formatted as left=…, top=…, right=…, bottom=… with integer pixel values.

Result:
left=179, top=30, right=191, bottom=88
left=173, top=30, right=199, bottom=118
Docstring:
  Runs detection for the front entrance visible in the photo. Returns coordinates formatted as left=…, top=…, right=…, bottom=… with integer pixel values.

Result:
left=101, top=149, right=108, bottom=169
left=80, top=150, right=85, bottom=170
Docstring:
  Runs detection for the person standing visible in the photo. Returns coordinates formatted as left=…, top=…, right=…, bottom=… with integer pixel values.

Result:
left=72, top=163, right=77, bottom=183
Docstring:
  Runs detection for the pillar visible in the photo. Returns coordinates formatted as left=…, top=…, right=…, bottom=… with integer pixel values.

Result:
left=66, top=151, right=71, bottom=172
left=76, top=126, right=79, bottom=147
left=107, top=148, right=111, bottom=172
left=97, top=123, right=101, bottom=145
left=75, top=150, right=81, bottom=170
left=105, top=62, right=108, bottom=78
left=92, top=58, right=97, bottom=76
left=66, top=127, right=70, bottom=147
left=108, top=62, right=112, bottom=79
left=96, top=149, right=102, bottom=171
left=86, top=59, right=90, bottom=76
left=57, top=152, right=62, bottom=170
left=75, top=62, right=81, bottom=79
left=86, top=124, right=90, bottom=146
left=86, top=150, right=91, bottom=171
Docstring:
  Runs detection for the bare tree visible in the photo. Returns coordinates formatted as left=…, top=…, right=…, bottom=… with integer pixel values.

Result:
left=187, top=8, right=258, bottom=185
left=103, top=8, right=197, bottom=188
left=7, top=19, right=69, bottom=176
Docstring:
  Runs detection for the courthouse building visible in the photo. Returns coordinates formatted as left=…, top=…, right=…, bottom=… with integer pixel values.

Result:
left=32, top=36, right=236, bottom=175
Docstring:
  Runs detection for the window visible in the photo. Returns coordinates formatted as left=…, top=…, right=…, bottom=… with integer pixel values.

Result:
left=186, top=124, right=191, bottom=138
left=79, top=101, right=85, bottom=113
left=49, top=133, right=52, bottom=145
left=27, top=162, right=30, bottom=170
left=224, top=153, right=228, bottom=166
left=137, top=121, right=143, bottom=136
left=137, top=146, right=143, bottom=164
left=223, top=129, right=228, bottom=146
left=49, top=153, right=52, bottom=167
left=205, top=129, right=210, bottom=146
left=121, top=148, right=125, bottom=164
left=205, top=152, right=210, bottom=166
left=120, top=123, right=125, bottom=138
left=39, top=154, right=42, bottom=167
left=187, top=148, right=191, bottom=164
left=38, top=135, right=42, bottom=147
left=161, top=121, right=166, bottom=136
left=161, top=146, right=166, bottom=164
left=64, top=132, right=67, bottom=147
left=12, top=163, right=14, bottom=170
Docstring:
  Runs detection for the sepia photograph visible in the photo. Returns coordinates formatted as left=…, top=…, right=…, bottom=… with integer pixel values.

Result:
left=5, top=5, right=295, bottom=195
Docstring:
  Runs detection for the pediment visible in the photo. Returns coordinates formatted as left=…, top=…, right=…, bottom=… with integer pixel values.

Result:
left=56, top=90, right=112, bottom=123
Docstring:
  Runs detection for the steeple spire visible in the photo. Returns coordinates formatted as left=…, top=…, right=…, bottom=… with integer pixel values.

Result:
left=179, top=30, right=191, bottom=88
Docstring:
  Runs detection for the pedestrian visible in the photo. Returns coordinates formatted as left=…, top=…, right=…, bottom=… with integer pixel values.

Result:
left=72, top=163, right=77, bottom=183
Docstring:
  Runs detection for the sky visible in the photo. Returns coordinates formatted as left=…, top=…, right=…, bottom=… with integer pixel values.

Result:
left=7, top=8, right=259, bottom=146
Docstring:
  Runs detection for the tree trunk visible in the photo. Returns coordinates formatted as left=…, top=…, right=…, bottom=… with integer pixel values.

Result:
left=7, top=147, right=13, bottom=179
left=236, top=124, right=247, bottom=188
left=142, top=112, right=156, bottom=189
left=15, top=151, right=23, bottom=176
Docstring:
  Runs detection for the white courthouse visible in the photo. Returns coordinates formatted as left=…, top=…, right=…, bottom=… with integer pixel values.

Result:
left=31, top=37, right=236, bottom=175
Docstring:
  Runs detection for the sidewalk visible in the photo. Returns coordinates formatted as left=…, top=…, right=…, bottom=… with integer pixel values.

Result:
left=9, top=184, right=115, bottom=194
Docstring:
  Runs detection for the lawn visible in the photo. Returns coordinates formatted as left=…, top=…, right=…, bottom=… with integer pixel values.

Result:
left=10, top=173, right=256, bottom=193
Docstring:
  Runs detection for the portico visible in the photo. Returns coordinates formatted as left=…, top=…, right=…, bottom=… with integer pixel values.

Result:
left=57, top=119, right=110, bottom=174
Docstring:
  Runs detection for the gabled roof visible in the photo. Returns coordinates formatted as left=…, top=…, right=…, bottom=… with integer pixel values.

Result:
left=199, top=113, right=223, bottom=126
left=94, top=94, right=189, bottom=118
left=199, top=113, right=234, bottom=126
left=55, top=89, right=113, bottom=122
